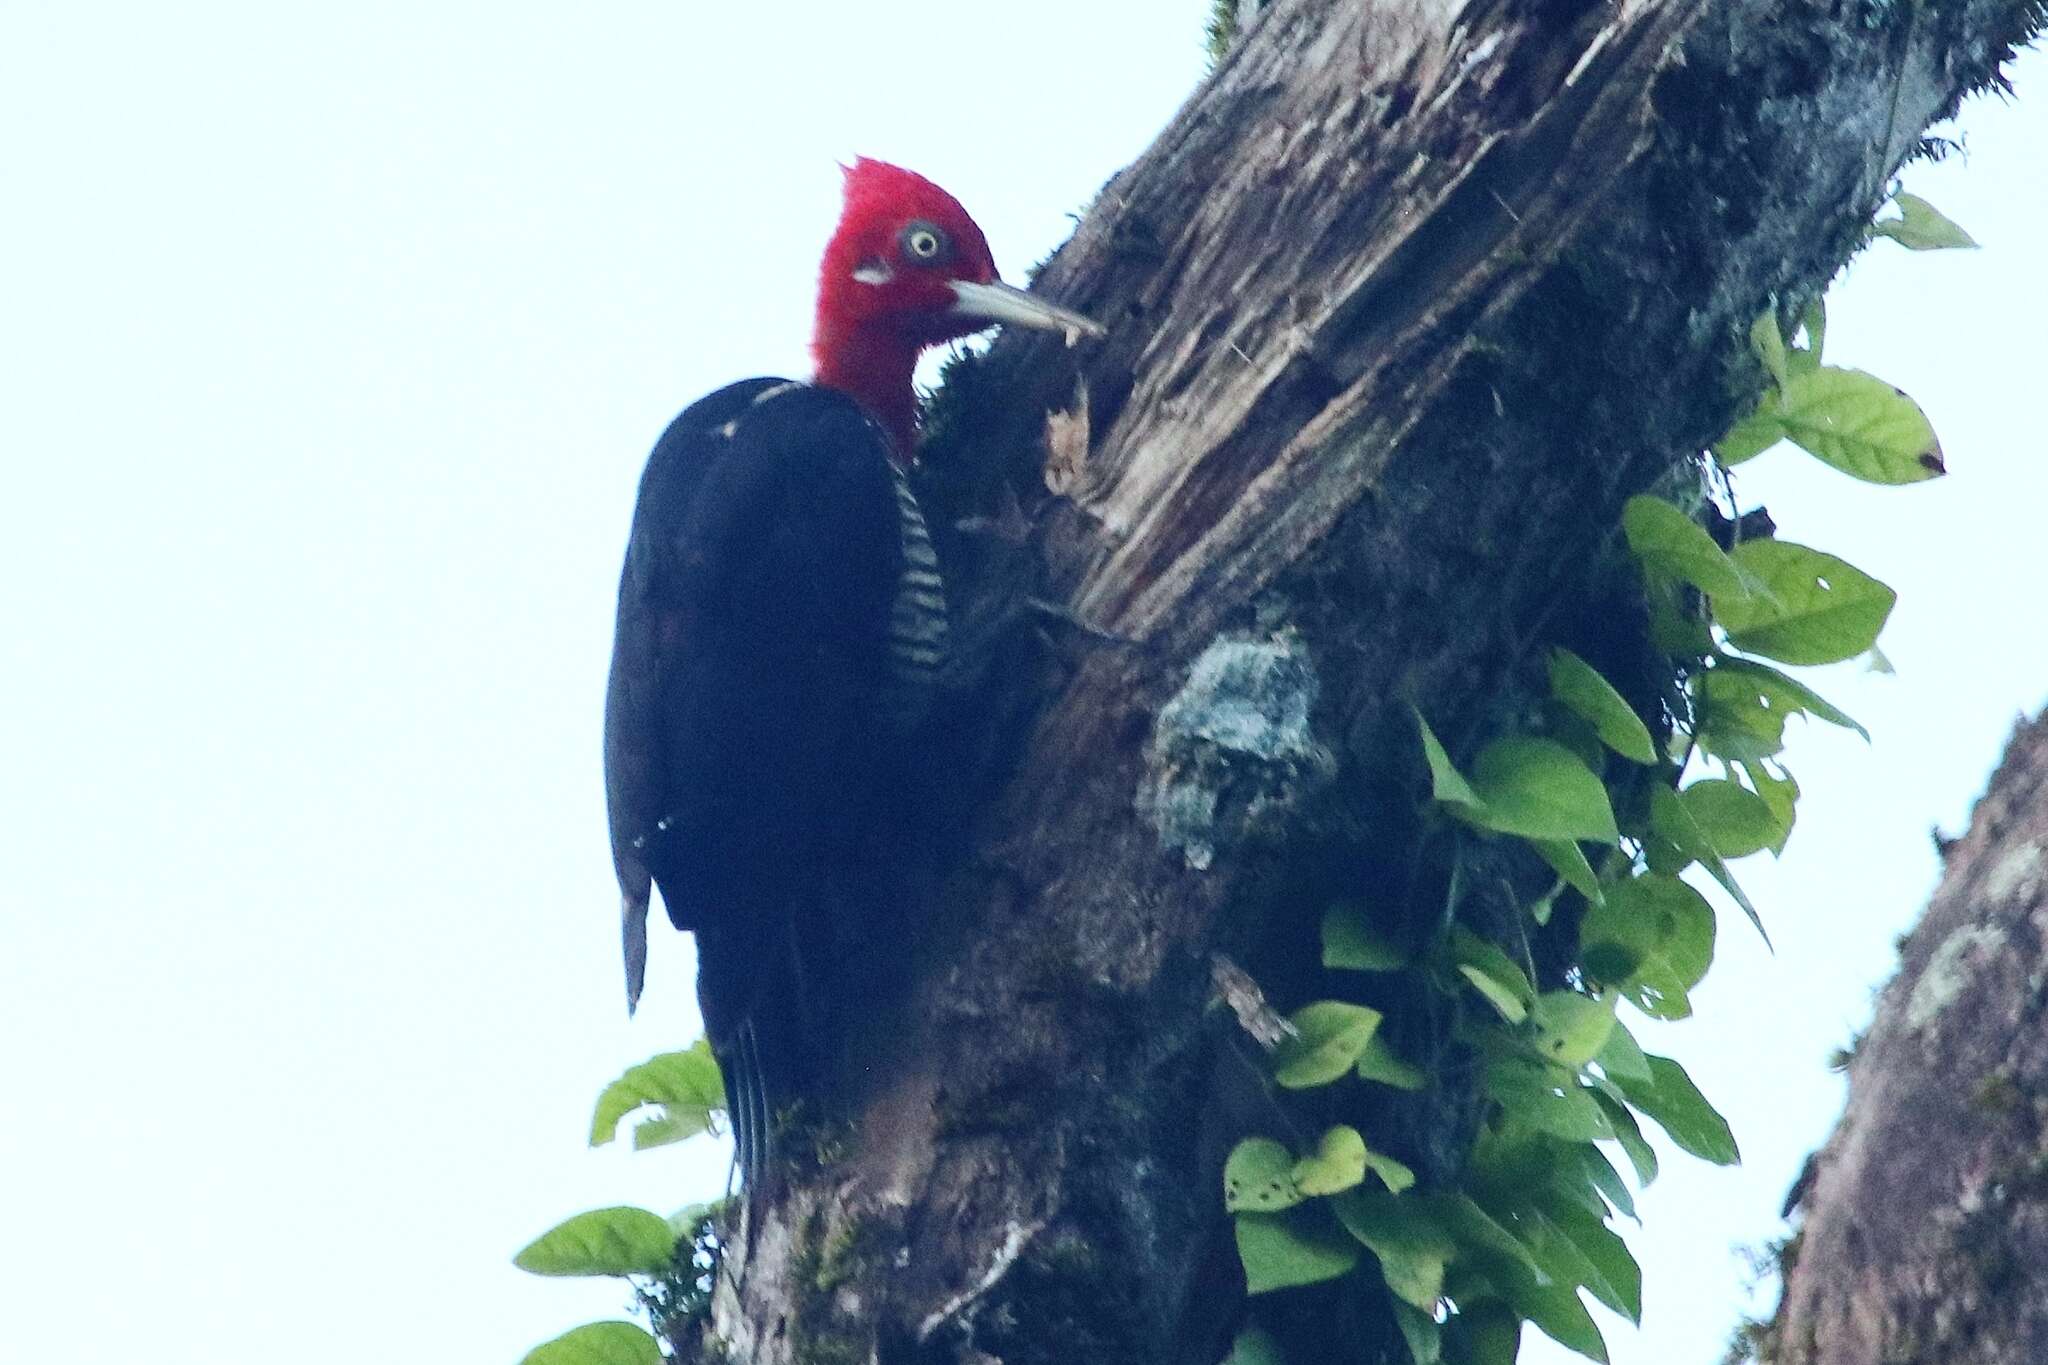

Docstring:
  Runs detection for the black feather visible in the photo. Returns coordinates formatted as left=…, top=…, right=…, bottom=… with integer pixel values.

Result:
left=604, top=379, right=922, bottom=1188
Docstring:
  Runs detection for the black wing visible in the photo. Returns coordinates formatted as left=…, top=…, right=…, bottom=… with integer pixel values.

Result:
left=604, top=379, right=901, bottom=1011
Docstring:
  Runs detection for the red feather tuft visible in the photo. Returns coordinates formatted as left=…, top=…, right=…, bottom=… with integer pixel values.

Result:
left=811, top=160, right=1001, bottom=458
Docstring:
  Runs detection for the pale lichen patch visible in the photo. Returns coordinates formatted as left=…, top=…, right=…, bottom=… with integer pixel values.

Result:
left=1137, top=630, right=1337, bottom=870
left=1906, top=924, right=2009, bottom=1035
left=1980, top=841, right=2044, bottom=906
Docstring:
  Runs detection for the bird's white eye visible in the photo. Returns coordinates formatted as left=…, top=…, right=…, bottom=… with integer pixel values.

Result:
left=899, top=221, right=949, bottom=264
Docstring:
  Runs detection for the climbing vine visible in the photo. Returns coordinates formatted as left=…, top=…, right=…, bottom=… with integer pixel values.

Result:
left=513, top=1042, right=729, bottom=1363
left=1217, top=190, right=1976, bottom=1365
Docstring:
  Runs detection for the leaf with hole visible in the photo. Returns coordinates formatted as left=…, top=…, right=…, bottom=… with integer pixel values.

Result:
left=1225, top=1138, right=1304, bottom=1213
left=514, top=1207, right=678, bottom=1278
left=1548, top=649, right=1656, bottom=765
left=1578, top=873, right=1715, bottom=1021
left=1488, top=1061, right=1614, bottom=1143
left=1272, top=1001, right=1383, bottom=1088
left=1776, top=367, right=1944, bottom=484
left=1714, top=660, right=1867, bottom=739
left=1235, top=1210, right=1362, bottom=1294
left=1531, top=991, right=1618, bottom=1069
left=1713, top=539, right=1896, bottom=666
left=519, top=1322, right=663, bottom=1365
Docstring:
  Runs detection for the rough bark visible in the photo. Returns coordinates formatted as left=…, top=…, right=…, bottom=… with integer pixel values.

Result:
left=695, top=2, right=2044, bottom=1362
left=1761, top=711, right=2048, bottom=1364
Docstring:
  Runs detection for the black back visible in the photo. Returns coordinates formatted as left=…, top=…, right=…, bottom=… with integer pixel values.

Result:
left=604, top=378, right=905, bottom=1177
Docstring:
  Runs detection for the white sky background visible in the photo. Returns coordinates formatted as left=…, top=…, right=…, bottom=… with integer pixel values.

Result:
left=0, top=4, right=2040, bottom=1362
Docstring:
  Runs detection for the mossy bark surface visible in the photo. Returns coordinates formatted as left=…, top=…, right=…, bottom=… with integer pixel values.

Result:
left=695, top=2, right=2045, bottom=1361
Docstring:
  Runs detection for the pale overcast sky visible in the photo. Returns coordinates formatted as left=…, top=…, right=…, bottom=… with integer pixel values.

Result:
left=3, top=6, right=2042, bottom=1364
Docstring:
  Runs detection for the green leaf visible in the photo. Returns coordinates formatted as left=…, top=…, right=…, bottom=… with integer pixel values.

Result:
left=631, top=1115, right=696, bottom=1151
left=1488, top=1061, right=1614, bottom=1143
left=1714, top=391, right=1785, bottom=466
left=1594, top=1018, right=1654, bottom=1086
left=1225, top=1138, right=1304, bottom=1213
left=518, top=1322, right=663, bottom=1365
left=1531, top=991, right=1617, bottom=1069
left=1578, top=872, right=1715, bottom=1021
left=1615, top=1055, right=1740, bottom=1166
left=1460, top=737, right=1619, bottom=843
left=1427, top=1193, right=1545, bottom=1277
left=1367, top=1150, right=1420, bottom=1195
left=1273, top=1001, right=1384, bottom=1088
left=1223, top=1326, right=1287, bottom=1365
left=1293, top=1125, right=1369, bottom=1196
left=514, top=1207, right=678, bottom=1278
left=1323, top=902, right=1407, bottom=971
left=1566, top=1141, right=1638, bottom=1222
left=1548, top=1203, right=1646, bottom=1326
left=1590, top=1091, right=1659, bottom=1187
left=590, top=1042, right=725, bottom=1148
left=1649, top=786, right=1771, bottom=945
left=1531, top=838, right=1604, bottom=906
left=1790, top=297, right=1826, bottom=375
left=1775, top=366, right=1945, bottom=484
left=1357, top=1035, right=1429, bottom=1091
left=1873, top=192, right=1979, bottom=250
left=1713, top=539, right=1896, bottom=666
left=1621, top=495, right=1746, bottom=598
left=1444, top=1300, right=1521, bottom=1365
left=1415, top=707, right=1484, bottom=812
left=1333, top=1189, right=1457, bottom=1311
left=1679, top=779, right=1779, bottom=860
left=1235, top=1210, right=1362, bottom=1294
left=1548, top=649, right=1656, bottom=764
left=1750, top=311, right=1791, bottom=390
left=1742, top=761, right=1801, bottom=855
left=1394, top=1301, right=1444, bottom=1365
left=1715, top=659, right=1868, bottom=739
left=1506, top=1277, right=1608, bottom=1363
left=1450, top=930, right=1535, bottom=1024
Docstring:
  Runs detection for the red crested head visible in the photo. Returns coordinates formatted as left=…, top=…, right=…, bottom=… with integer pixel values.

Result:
left=810, top=158, right=1103, bottom=460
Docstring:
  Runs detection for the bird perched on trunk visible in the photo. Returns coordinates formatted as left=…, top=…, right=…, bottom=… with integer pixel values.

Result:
left=604, top=158, right=1103, bottom=1182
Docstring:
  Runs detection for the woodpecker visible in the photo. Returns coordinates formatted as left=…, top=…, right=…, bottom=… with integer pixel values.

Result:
left=604, top=158, right=1103, bottom=1181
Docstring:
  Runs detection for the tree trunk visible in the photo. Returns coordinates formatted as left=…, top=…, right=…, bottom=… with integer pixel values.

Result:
left=697, top=2, right=2044, bottom=1362
left=1759, top=710, right=2048, bottom=1363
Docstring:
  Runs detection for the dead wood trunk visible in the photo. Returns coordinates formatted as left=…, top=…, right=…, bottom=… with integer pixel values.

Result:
left=1760, top=711, right=2048, bottom=1364
left=694, top=2, right=2045, bottom=1362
